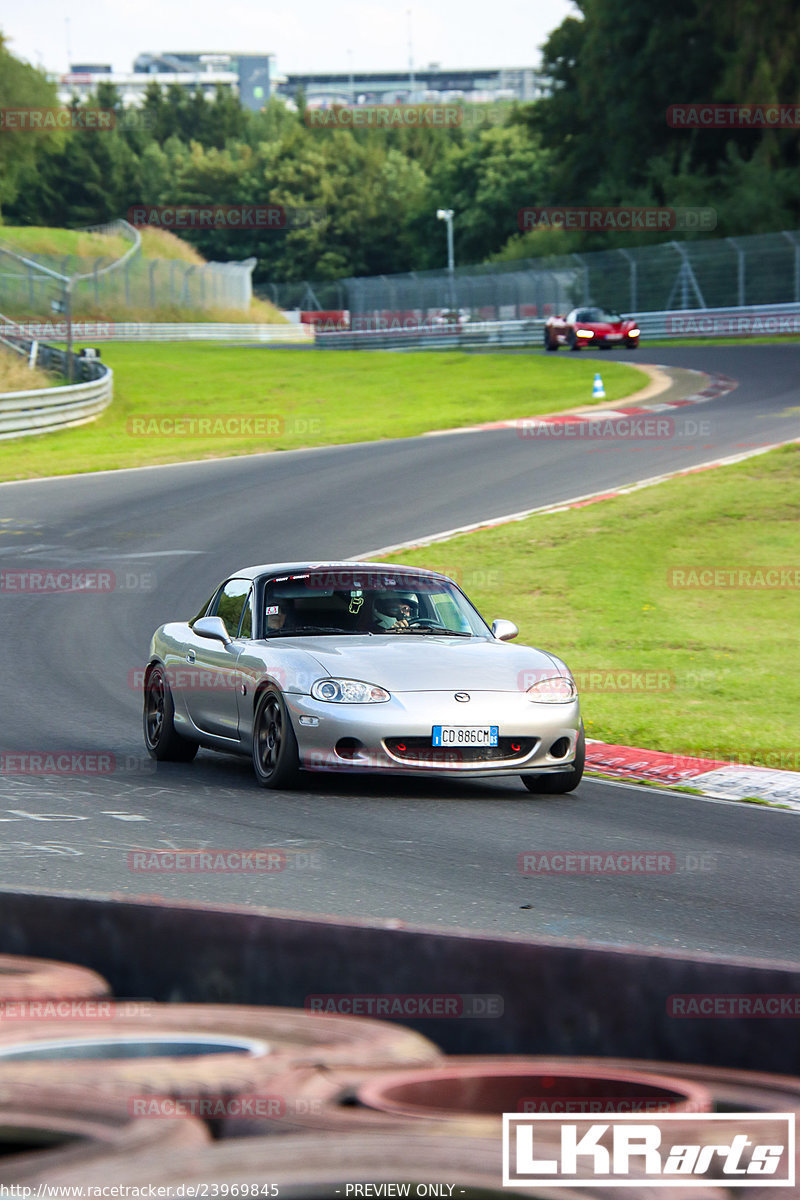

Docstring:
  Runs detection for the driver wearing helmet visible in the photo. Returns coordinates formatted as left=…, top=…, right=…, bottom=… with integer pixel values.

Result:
left=373, top=592, right=418, bottom=632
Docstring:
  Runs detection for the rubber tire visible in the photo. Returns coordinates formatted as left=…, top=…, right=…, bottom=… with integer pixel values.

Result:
left=625, top=339, right=638, bottom=348
left=0, top=1005, right=441, bottom=1108
left=143, top=664, right=198, bottom=763
left=543, top=329, right=557, bottom=351
left=568, top=330, right=580, bottom=351
left=23, top=1130, right=560, bottom=1193
left=215, top=1054, right=707, bottom=1139
left=521, top=722, right=585, bottom=794
left=0, top=1085, right=207, bottom=1184
left=252, top=687, right=300, bottom=789
left=0, top=954, right=109, bottom=1003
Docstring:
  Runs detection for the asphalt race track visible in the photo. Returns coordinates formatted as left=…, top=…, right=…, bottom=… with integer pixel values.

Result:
left=1, top=344, right=799, bottom=963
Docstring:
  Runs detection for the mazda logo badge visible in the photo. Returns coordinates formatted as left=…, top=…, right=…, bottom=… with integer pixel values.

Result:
left=454, top=692, right=470, bottom=702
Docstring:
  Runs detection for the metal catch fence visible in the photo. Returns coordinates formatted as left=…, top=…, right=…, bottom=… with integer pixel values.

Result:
left=273, top=230, right=800, bottom=323
left=0, top=223, right=256, bottom=317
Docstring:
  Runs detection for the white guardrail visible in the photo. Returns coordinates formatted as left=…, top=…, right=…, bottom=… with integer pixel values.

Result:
left=0, top=316, right=114, bottom=440
left=4, top=322, right=314, bottom=343
left=0, top=371, right=113, bottom=440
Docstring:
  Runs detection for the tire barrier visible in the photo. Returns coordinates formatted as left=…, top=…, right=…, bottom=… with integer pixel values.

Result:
left=0, top=1004, right=442, bottom=1118
left=215, top=1058, right=712, bottom=1138
left=0, top=954, right=110, bottom=1003
left=14, top=1127, right=730, bottom=1199
left=0, top=1081, right=208, bottom=1182
left=560, top=1057, right=800, bottom=1114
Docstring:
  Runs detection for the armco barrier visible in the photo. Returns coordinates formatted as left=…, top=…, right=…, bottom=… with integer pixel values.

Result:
left=316, top=320, right=545, bottom=351
left=0, top=371, right=113, bottom=440
left=317, top=302, right=800, bottom=350
left=0, top=889, right=798, bottom=1074
left=0, top=323, right=113, bottom=440
left=634, top=301, right=800, bottom=339
left=4, top=322, right=314, bottom=343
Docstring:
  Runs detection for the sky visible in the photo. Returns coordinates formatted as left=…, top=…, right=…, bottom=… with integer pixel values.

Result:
left=3, top=0, right=576, bottom=78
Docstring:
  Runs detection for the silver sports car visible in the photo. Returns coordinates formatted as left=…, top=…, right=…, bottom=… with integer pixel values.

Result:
left=143, top=562, right=584, bottom=792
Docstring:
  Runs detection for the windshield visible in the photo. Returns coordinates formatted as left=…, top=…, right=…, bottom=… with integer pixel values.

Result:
left=261, top=570, right=491, bottom=637
left=576, top=307, right=622, bottom=322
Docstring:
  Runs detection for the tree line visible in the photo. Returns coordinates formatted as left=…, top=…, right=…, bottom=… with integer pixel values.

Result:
left=1, top=0, right=798, bottom=285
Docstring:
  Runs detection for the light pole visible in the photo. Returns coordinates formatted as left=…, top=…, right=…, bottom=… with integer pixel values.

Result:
left=436, top=208, right=455, bottom=312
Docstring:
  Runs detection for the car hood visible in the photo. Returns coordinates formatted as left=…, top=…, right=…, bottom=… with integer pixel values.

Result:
left=582, top=320, right=630, bottom=331
left=296, top=636, right=564, bottom=693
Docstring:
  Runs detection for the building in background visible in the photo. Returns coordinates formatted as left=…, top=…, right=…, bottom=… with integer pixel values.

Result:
left=280, top=65, right=539, bottom=106
left=56, top=55, right=539, bottom=112
left=57, top=52, right=277, bottom=112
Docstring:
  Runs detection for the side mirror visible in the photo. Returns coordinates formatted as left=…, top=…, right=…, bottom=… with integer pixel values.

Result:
left=491, top=619, right=518, bottom=642
left=192, top=615, right=231, bottom=644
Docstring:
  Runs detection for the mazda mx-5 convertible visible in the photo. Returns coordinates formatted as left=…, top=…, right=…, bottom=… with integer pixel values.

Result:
left=142, top=562, right=584, bottom=792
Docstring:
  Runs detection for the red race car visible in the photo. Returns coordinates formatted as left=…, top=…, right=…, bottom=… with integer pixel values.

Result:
left=544, top=306, right=640, bottom=351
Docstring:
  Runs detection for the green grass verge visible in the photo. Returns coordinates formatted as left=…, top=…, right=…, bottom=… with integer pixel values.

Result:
left=0, top=345, right=646, bottom=481
left=376, top=443, right=800, bottom=764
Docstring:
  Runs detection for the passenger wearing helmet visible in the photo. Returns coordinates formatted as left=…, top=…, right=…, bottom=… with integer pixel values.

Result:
left=265, top=600, right=293, bottom=633
left=373, top=592, right=418, bottom=632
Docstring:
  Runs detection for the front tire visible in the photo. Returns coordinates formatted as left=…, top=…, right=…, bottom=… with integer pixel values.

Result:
left=568, top=330, right=580, bottom=351
left=143, top=664, right=198, bottom=763
left=521, top=723, right=585, bottom=794
left=544, top=329, right=558, bottom=351
left=252, top=688, right=300, bottom=789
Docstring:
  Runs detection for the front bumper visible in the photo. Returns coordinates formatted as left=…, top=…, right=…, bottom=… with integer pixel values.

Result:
left=284, top=689, right=581, bottom=777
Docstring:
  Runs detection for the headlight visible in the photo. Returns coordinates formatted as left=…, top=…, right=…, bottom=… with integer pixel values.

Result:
left=526, top=676, right=577, bottom=703
left=576, top=329, right=595, bottom=338
left=311, top=678, right=390, bottom=703
left=628, top=327, right=640, bottom=337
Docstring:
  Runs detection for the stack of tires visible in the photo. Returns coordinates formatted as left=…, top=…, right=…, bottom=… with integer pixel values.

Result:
left=0, top=953, right=796, bottom=1197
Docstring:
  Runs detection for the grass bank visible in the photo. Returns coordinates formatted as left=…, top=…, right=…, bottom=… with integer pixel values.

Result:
left=0, top=345, right=646, bottom=481
left=378, top=443, right=800, bottom=764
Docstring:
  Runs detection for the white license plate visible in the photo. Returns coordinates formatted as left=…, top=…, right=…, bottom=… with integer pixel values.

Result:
left=432, top=725, right=499, bottom=747
left=606, top=333, right=622, bottom=340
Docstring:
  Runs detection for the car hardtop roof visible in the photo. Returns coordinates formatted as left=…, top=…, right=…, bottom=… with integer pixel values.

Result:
left=231, top=561, right=451, bottom=582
